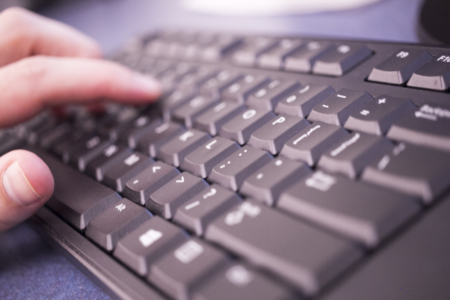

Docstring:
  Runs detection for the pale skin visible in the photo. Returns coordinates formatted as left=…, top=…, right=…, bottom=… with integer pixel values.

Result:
left=0, top=7, right=162, bottom=231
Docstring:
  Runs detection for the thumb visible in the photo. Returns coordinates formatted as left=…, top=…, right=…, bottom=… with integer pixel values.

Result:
left=0, top=150, right=54, bottom=231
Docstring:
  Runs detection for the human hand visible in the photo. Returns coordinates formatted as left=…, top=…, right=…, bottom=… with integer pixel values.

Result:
left=0, top=7, right=161, bottom=231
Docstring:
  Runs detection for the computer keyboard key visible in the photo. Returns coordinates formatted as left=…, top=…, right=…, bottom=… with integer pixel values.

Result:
left=149, top=239, right=228, bottom=300
left=123, top=161, right=180, bottom=205
left=318, top=132, right=394, bottom=179
left=157, top=129, right=211, bottom=167
left=313, top=44, right=372, bottom=76
left=114, top=216, right=188, bottom=276
left=97, top=107, right=139, bottom=140
left=308, top=89, right=373, bottom=126
left=137, top=121, right=185, bottom=157
left=194, top=263, right=293, bottom=300
left=173, top=184, right=241, bottom=236
left=219, top=108, right=275, bottom=145
left=147, top=172, right=209, bottom=219
left=177, top=66, right=218, bottom=91
left=172, top=95, right=219, bottom=128
left=162, top=89, right=197, bottom=120
left=208, top=146, right=273, bottom=191
left=275, top=84, right=335, bottom=118
left=85, top=144, right=132, bottom=181
left=257, top=38, right=303, bottom=69
left=37, top=122, right=72, bottom=149
left=85, top=198, right=152, bottom=251
left=284, top=41, right=332, bottom=73
left=344, top=95, right=416, bottom=135
left=51, top=129, right=85, bottom=159
left=407, top=53, right=450, bottom=91
left=35, top=149, right=122, bottom=231
left=280, top=121, right=349, bottom=166
left=387, top=103, right=450, bottom=152
left=205, top=201, right=363, bottom=296
left=278, top=171, right=421, bottom=247
left=246, top=79, right=299, bottom=111
left=368, top=50, right=432, bottom=85
left=103, top=152, right=154, bottom=192
left=0, top=134, right=24, bottom=156
left=247, top=114, right=309, bottom=155
left=69, top=135, right=113, bottom=172
left=201, top=34, right=242, bottom=62
left=362, top=143, right=450, bottom=202
left=181, top=137, right=240, bottom=178
left=199, top=70, right=242, bottom=97
left=240, top=158, right=311, bottom=206
left=221, top=74, right=270, bottom=104
left=194, top=101, right=246, bottom=136
left=118, top=116, right=161, bottom=149
left=231, top=36, right=278, bottom=66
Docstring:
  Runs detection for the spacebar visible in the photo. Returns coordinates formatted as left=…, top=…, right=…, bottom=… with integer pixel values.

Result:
left=321, top=196, right=450, bottom=300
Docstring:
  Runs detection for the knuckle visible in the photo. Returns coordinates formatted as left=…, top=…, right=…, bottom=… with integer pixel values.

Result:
left=15, top=56, right=48, bottom=85
left=0, top=7, right=29, bottom=27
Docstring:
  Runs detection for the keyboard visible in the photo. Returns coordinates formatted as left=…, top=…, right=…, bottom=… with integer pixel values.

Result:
left=2, top=30, right=450, bottom=300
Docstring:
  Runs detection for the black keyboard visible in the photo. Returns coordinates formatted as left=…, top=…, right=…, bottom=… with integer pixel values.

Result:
left=3, top=30, right=450, bottom=300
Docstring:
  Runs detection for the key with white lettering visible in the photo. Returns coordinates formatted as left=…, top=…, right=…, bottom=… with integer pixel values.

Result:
left=407, top=53, right=450, bottom=91
left=149, top=239, right=228, bottom=300
left=114, top=216, right=188, bottom=276
left=318, top=132, right=394, bottom=179
left=275, top=84, right=335, bottom=118
left=194, top=101, right=246, bottom=136
left=308, top=89, right=373, bottom=126
left=173, top=184, right=241, bottom=236
left=208, top=146, right=273, bottom=191
left=199, top=70, right=242, bottom=98
left=280, top=121, right=349, bottom=166
left=194, top=263, right=294, bottom=300
left=220, top=74, right=270, bottom=104
left=177, top=65, right=218, bottom=91
left=69, top=135, right=113, bottom=171
left=240, top=158, right=311, bottom=206
left=344, top=95, right=416, bottom=135
left=181, top=137, right=240, bottom=178
left=284, top=41, right=332, bottom=73
left=278, top=171, right=421, bottom=247
left=246, top=79, right=299, bottom=111
left=85, top=198, right=152, bottom=251
left=137, top=121, right=185, bottom=157
left=219, top=108, right=275, bottom=145
left=368, top=50, right=432, bottom=85
left=123, top=161, right=180, bottom=205
left=97, top=107, right=139, bottom=140
left=85, top=144, right=132, bottom=181
left=172, top=95, right=219, bottom=128
left=157, top=129, right=211, bottom=167
left=247, top=114, right=310, bottom=155
left=231, top=36, right=278, bottom=66
left=387, top=103, right=450, bottom=152
left=118, top=117, right=161, bottom=149
left=161, top=89, right=197, bottom=120
left=103, top=152, right=154, bottom=192
left=362, top=143, right=450, bottom=202
left=205, top=201, right=362, bottom=296
left=257, top=38, right=303, bottom=69
left=147, top=172, right=209, bottom=219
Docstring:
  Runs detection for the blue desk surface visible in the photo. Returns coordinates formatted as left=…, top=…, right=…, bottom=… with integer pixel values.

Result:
left=0, top=0, right=425, bottom=298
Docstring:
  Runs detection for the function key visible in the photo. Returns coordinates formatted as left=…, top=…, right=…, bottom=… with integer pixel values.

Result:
left=313, top=44, right=372, bottom=76
left=368, top=50, right=432, bottom=85
left=284, top=41, right=332, bottom=73
left=231, top=36, right=278, bottom=66
left=257, top=38, right=303, bottom=69
left=407, top=53, right=450, bottom=91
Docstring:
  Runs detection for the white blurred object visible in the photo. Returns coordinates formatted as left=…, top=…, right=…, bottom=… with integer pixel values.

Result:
left=182, top=0, right=384, bottom=16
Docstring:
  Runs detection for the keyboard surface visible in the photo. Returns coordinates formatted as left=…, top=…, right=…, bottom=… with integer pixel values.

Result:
left=3, top=30, right=450, bottom=300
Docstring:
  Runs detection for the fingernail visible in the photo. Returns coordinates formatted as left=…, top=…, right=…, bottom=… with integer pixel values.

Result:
left=132, top=72, right=161, bottom=96
left=3, top=161, right=41, bottom=206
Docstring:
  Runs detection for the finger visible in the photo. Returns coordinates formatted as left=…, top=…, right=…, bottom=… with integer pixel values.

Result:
left=0, top=56, right=161, bottom=128
left=0, top=7, right=101, bottom=67
left=0, top=150, right=54, bottom=232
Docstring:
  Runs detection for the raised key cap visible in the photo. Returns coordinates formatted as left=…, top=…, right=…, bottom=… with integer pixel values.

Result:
left=368, top=50, right=432, bottom=85
left=208, top=146, right=273, bottom=191
left=147, top=172, right=208, bottom=219
left=308, top=89, right=373, bottom=126
left=118, top=116, right=160, bottom=149
left=219, top=108, right=275, bottom=145
left=231, top=36, right=278, bottom=66
left=278, top=171, right=421, bottom=247
left=220, top=74, right=269, bottom=104
left=173, top=184, right=241, bottom=236
left=114, top=216, right=187, bottom=276
left=280, top=121, right=349, bottom=166
left=344, top=95, right=416, bottom=135
left=137, top=121, right=184, bottom=157
left=85, top=144, right=132, bottom=181
left=123, top=161, right=180, bottom=205
left=172, top=95, right=219, bottom=128
left=194, top=101, right=246, bottom=136
left=407, top=53, right=450, bottom=91
left=362, top=143, right=450, bottom=203
left=284, top=41, right=332, bottom=73
left=199, top=70, right=242, bottom=98
left=247, top=114, right=309, bottom=155
left=162, top=89, right=197, bottom=120
left=246, top=79, right=299, bottom=111
left=181, top=137, right=240, bottom=178
left=69, top=135, right=113, bottom=171
left=387, top=103, right=450, bottom=152
left=205, top=201, right=363, bottom=296
left=85, top=198, right=152, bottom=251
left=240, top=157, right=311, bottom=206
left=257, top=38, right=303, bottom=69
